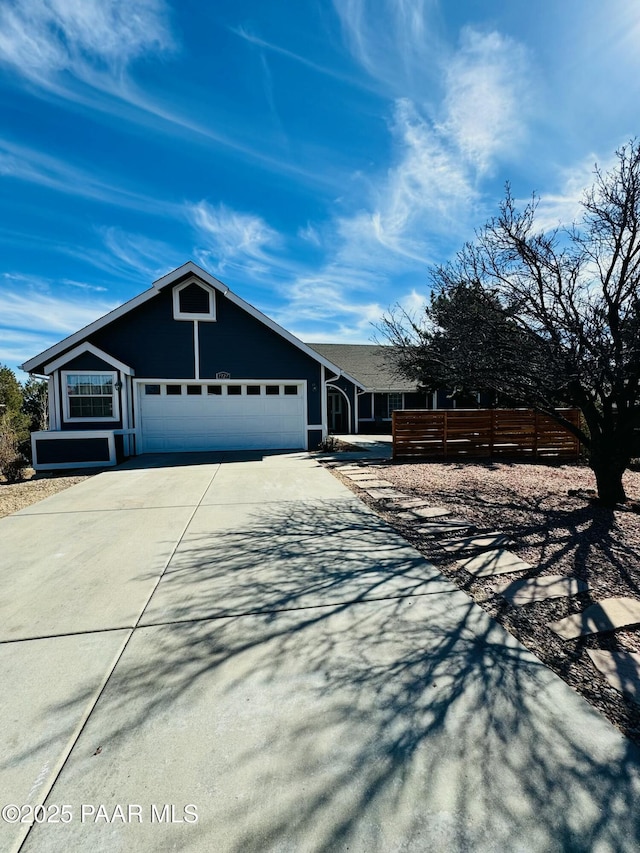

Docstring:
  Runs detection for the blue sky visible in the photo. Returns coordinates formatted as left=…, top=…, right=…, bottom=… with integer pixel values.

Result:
left=1, top=0, right=639, bottom=378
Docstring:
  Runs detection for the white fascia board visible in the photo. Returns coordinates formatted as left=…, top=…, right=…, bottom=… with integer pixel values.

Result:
left=152, top=261, right=228, bottom=292
left=21, top=288, right=157, bottom=373
left=44, top=342, right=135, bottom=375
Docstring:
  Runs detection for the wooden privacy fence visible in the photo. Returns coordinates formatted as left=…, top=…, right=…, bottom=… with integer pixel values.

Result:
left=392, top=408, right=581, bottom=461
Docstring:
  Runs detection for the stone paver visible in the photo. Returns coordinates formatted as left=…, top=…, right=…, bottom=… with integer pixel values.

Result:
left=364, top=488, right=408, bottom=500
left=496, top=575, right=589, bottom=605
left=413, top=519, right=475, bottom=536
left=442, top=534, right=513, bottom=556
left=548, top=597, right=640, bottom=640
left=587, top=650, right=640, bottom=703
left=452, top=548, right=531, bottom=577
left=397, top=506, right=452, bottom=520
left=389, top=498, right=436, bottom=510
left=351, top=478, right=395, bottom=488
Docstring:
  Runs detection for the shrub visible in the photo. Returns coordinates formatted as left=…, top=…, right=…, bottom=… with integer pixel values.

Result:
left=0, top=414, right=28, bottom=483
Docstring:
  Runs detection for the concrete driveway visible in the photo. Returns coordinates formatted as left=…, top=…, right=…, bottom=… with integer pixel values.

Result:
left=1, top=451, right=640, bottom=852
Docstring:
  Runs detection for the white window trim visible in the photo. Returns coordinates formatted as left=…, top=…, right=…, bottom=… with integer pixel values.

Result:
left=172, top=277, right=217, bottom=322
left=62, top=370, right=120, bottom=423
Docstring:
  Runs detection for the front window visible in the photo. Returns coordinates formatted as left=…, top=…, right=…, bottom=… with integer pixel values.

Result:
left=386, top=393, right=403, bottom=418
left=65, top=373, right=117, bottom=420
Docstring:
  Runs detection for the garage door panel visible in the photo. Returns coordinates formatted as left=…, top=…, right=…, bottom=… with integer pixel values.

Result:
left=139, top=383, right=306, bottom=452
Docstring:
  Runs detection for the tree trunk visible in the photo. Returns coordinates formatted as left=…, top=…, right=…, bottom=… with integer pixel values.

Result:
left=589, top=434, right=629, bottom=505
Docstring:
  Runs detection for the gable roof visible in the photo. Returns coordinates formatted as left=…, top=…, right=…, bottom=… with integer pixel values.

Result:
left=305, top=343, right=418, bottom=393
left=21, top=262, right=363, bottom=387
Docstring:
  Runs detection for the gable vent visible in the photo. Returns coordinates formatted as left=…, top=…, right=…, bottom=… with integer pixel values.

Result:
left=178, top=283, right=210, bottom=314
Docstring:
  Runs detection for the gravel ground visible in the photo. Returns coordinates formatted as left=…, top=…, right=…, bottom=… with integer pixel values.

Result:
left=0, top=470, right=93, bottom=518
left=326, top=457, right=640, bottom=745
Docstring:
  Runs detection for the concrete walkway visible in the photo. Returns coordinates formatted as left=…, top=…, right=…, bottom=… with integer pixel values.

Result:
left=1, top=451, right=640, bottom=852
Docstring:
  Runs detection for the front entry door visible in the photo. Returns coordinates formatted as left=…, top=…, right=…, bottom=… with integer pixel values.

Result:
left=327, top=389, right=348, bottom=433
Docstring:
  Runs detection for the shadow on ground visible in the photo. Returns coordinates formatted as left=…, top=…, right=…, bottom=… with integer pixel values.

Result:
left=18, top=500, right=640, bottom=852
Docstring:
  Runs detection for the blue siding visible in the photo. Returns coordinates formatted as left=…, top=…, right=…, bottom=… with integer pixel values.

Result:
left=90, top=289, right=195, bottom=378
left=64, top=352, right=116, bottom=371
left=36, top=436, right=111, bottom=464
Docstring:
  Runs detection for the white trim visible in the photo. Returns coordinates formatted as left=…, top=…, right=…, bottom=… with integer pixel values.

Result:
left=48, top=374, right=61, bottom=429
left=193, top=321, right=200, bottom=380
left=172, top=277, right=216, bottom=322
left=307, top=424, right=324, bottom=429
left=44, top=342, right=135, bottom=375
left=31, top=430, right=117, bottom=470
left=320, top=365, right=327, bottom=438
left=354, top=389, right=359, bottom=434
left=62, top=370, right=120, bottom=423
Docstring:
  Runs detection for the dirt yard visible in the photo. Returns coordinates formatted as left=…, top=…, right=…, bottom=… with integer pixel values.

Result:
left=330, top=458, right=640, bottom=745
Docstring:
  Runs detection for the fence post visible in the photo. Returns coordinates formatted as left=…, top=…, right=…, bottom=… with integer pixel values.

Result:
left=443, top=410, right=448, bottom=458
left=392, top=410, right=396, bottom=460
left=489, top=409, right=495, bottom=455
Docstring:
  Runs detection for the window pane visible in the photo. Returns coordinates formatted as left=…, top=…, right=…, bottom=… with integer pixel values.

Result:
left=207, top=385, right=222, bottom=395
left=266, top=385, right=280, bottom=395
left=187, top=385, right=202, bottom=395
left=69, top=397, right=113, bottom=418
left=284, top=386, right=298, bottom=395
left=166, top=385, right=182, bottom=395
left=228, top=386, right=241, bottom=395
left=145, top=384, right=161, bottom=395
left=246, top=385, right=261, bottom=395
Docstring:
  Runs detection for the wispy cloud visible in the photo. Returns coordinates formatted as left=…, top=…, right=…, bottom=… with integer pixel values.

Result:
left=232, top=24, right=374, bottom=92
left=0, top=0, right=174, bottom=90
left=0, top=138, right=181, bottom=217
left=0, top=3, right=348, bottom=192
left=0, top=328, right=58, bottom=372
left=98, top=227, right=181, bottom=281
left=188, top=201, right=282, bottom=279
left=333, top=0, right=443, bottom=97
left=532, top=154, right=608, bottom=232
left=0, top=274, right=115, bottom=340
left=441, top=28, right=531, bottom=174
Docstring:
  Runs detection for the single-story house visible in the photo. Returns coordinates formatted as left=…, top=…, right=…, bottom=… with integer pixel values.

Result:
left=22, top=262, right=489, bottom=470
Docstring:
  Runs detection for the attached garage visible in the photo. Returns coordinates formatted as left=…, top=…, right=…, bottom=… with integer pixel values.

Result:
left=138, top=380, right=306, bottom=452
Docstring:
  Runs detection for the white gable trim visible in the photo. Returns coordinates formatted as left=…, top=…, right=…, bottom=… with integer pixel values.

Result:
left=22, top=261, right=364, bottom=389
left=44, top=342, right=135, bottom=375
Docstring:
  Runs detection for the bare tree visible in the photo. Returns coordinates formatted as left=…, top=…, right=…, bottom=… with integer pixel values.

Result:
left=380, top=142, right=640, bottom=506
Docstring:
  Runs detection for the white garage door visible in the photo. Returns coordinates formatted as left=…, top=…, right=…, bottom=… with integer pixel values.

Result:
left=138, top=381, right=306, bottom=452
